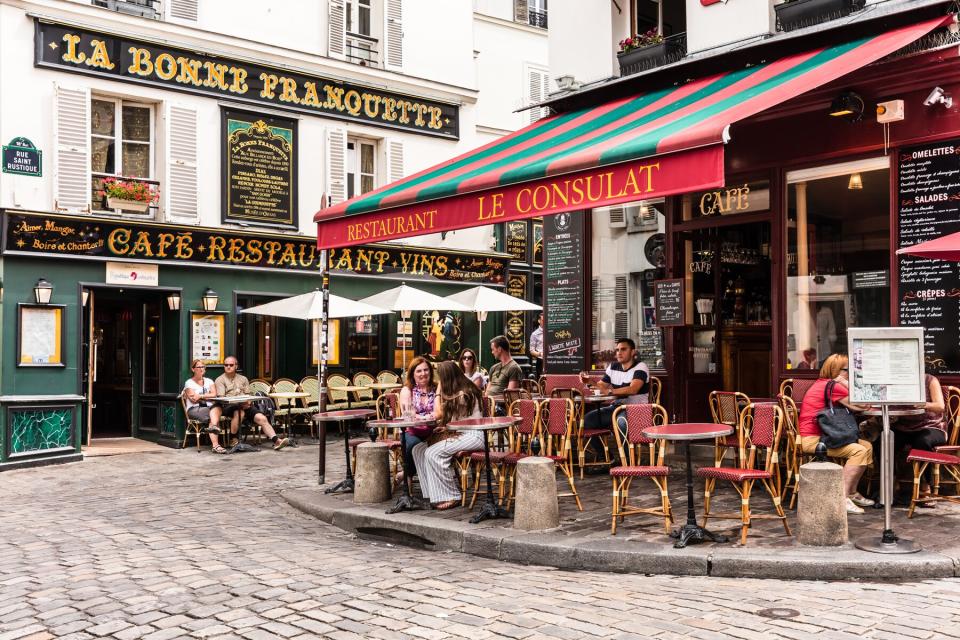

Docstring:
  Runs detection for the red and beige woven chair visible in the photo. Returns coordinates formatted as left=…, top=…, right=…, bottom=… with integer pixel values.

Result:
left=777, top=393, right=804, bottom=509
left=648, top=375, right=662, bottom=406
left=539, top=397, right=583, bottom=511
left=542, top=374, right=589, bottom=396
left=521, top=378, right=542, bottom=396
left=502, top=388, right=532, bottom=406
left=609, top=404, right=672, bottom=535
left=499, top=398, right=542, bottom=509
left=708, top=390, right=750, bottom=467
left=779, top=378, right=817, bottom=406
left=904, top=385, right=960, bottom=515
left=699, top=402, right=791, bottom=545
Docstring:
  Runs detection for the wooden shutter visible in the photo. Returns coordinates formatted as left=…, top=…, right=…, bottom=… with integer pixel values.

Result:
left=169, top=0, right=198, bottom=21
left=614, top=275, right=630, bottom=339
left=608, top=206, right=626, bottom=228
left=386, top=138, right=404, bottom=184
left=329, top=1, right=346, bottom=60
left=514, top=0, right=528, bottom=23
left=165, top=104, right=199, bottom=222
left=54, top=84, right=90, bottom=212
left=591, top=276, right=600, bottom=347
left=326, top=128, right=347, bottom=204
left=384, top=0, right=403, bottom=70
left=527, top=67, right=550, bottom=124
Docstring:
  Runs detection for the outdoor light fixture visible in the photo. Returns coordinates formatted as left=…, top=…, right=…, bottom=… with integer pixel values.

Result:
left=167, top=291, right=182, bottom=311
left=923, top=86, right=953, bottom=109
left=828, top=91, right=864, bottom=121
left=34, top=278, right=53, bottom=304
left=81, top=288, right=90, bottom=307
left=477, top=310, right=489, bottom=322
left=399, top=309, right=412, bottom=320
left=848, top=173, right=863, bottom=190
left=201, top=287, right=219, bottom=312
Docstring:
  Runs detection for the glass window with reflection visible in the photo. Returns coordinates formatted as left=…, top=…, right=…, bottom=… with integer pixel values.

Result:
left=785, top=158, right=891, bottom=370
left=591, top=201, right=665, bottom=371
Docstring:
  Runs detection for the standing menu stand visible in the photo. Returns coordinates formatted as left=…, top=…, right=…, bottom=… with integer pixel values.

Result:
left=848, top=327, right=925, bottom=554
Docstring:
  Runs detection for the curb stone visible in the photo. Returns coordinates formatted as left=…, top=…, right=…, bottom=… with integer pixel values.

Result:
left=282, top=488, right=958, bottom=580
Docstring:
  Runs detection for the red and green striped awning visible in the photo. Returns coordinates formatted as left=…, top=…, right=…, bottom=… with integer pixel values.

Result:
left=316, top=16, right=948, bottom=249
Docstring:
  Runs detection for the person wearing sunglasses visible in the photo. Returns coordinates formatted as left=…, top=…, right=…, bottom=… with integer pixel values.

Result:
left=458, top=348, right=484, bottom=390
left=183, top=359, right=228, bottom=453
left=214, top=356, right=289, bottom=451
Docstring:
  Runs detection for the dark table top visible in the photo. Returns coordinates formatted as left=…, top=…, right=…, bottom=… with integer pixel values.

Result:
left=312, top=409, right=376, bottom=422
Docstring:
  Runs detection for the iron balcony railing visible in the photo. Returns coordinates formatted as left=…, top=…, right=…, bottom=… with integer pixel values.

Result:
left=346, top=32, right=379, bottom=67
left=528, top=9, right=548, bottom=29
left=91, top=0, right=160, bottom=19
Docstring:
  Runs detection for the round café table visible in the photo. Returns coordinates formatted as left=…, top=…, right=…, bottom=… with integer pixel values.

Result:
left=331, top=385, right=369, bottom=410
left=643, top=423, right=734, bottom=549
left=269, top=391, right=310, bottom=446
left=448, top=416, right=519, bottom=524
left=365, top=382, right=402, bottom=397
left=314, top=409, right=376, bottom=494
left=366, top=416, right=437, bottom=513
left=856, top=405, right=925, bottom=554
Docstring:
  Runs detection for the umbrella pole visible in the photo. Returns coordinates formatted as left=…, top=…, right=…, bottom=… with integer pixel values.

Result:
left=318, top=251, right=329, bottom=485
left=478, top=313, right=483, bottom=370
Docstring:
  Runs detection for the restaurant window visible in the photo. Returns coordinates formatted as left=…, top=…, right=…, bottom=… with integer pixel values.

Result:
left=785, top=157, right=891, bottom=370
left=347, top=315, right=380, bottom=373
left=90, top=96, right=157, bottom=215
left=591, top=200, right=666, bottom=370
left=346, top=0, right=379, bottom=66
left=347, top=138, right=377, bottom=199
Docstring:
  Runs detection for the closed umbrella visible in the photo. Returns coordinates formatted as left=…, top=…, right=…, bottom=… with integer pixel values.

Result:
left=896, top=231, right=960, bottom=261
left=358, top=283, right=469, bottom=369
left=443, top=285, right=542, bottom=356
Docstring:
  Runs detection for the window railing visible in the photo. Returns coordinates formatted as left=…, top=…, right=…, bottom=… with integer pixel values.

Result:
left=617, top=32, right=687, bottom=77
left=91, top=0, right=160, bottom=19
left=774, top=0, right=866, bottom=33
left=346, top=32, right=379, bottom=67
left=92, top=175, right=160, bottom=217
left=528, top=9, right=548, bottom=29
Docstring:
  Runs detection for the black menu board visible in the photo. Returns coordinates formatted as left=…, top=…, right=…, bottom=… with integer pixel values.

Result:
left=543, top=211, right=586, bottom=373
left=654, top=279, right=685, bottom=326
left=897, top=140, right=960, bottom=374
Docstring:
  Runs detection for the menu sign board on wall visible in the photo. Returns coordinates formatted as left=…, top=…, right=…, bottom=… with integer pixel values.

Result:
left=654, top=279, right=685, bottom=326
left=506, top=272, right=527, bottom=355
left=222, top=109, right=297, bottom=227
left=505, top=221, right=527, bottom=262
left=897, top=140, right=960, bottom=374
left=543, top=211, right=586, bottom=373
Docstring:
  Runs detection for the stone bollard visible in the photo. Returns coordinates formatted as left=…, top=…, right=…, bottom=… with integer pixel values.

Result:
left=797, top=461, right=848, bottom=546
left=513, top=457, right=559, bottom=531
left=354, top=442, right=391, bottom=504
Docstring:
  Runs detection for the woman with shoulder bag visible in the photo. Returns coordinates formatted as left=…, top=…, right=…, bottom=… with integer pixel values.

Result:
left=411, top=360, right=485, bottom=510
left=797, top=354, right=873, bottom=514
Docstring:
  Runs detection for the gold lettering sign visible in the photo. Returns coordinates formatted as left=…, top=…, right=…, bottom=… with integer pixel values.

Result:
left=693, top=180, right=770, bottom=218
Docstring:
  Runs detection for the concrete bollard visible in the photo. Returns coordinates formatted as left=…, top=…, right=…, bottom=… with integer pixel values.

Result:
left=797, top=461, right=848, bottom=546
left=354, top=442, right=391, bottom=504
left=513, top=457, right=559, bottom=531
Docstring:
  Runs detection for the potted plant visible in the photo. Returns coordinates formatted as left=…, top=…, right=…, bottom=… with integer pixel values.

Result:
left=100, top=177, right=159, bottom=213
left=617, top=29, right=683, bottom=75
left=775, top=0, right=866, bottom=33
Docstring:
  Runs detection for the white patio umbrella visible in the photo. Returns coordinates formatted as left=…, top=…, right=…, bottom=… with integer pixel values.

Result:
left=443, top=285, right=542, bottom=357
left=240, top=289, right=389, bottom=409
left=358, top=283, right=470, bottom=369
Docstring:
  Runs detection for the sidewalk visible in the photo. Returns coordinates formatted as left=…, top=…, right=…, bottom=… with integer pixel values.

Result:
left=284, top=441, right=960, bottom=580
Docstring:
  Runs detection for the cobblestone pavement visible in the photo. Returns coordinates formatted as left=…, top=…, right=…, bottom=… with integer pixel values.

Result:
left=2, top=442, right=960, bottom=640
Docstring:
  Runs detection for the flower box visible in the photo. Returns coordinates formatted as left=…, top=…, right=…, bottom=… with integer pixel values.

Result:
left=617, top=36, right=685, bottom=76
left=775, top=0, right=865, bottom=33
left=107, top=196, right=151, bottom=213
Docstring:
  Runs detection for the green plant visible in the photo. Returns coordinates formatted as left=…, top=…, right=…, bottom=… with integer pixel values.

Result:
left=618, top=29, right=664, bottom=53
left=99, top=177, right=159, bottom=203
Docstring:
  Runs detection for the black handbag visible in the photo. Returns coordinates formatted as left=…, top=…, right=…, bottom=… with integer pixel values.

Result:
left=816, top=380, right=859, bottom=449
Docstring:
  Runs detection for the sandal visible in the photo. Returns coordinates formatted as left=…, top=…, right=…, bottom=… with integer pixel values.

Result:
left=212, top=444, right=228, bottom=454
left=432, top=500, right=459, bottom=511
left=205, top=425, right=222, bottom=435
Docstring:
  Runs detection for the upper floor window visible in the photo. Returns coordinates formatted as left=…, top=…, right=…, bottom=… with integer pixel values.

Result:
left=347, top=138, right=377, bottom=199
left=91, top=97, right=157, bottom=215
left=346, top=0, right=379, bottom=66
left=91, top=0, right=160, bottom=19
left=514, top=0, right=548, bottom=29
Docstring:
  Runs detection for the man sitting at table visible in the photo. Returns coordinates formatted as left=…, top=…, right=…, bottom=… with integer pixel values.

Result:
left=486, top=335, right=523, bottom=415
left=580, top=338, right=649, bottom=460
left=214, top=356, right=289, bottom=450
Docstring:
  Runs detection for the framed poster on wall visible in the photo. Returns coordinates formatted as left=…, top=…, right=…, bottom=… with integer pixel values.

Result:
left=191, top=312, right=226, bottom=365
left=17, top=304, right=65, bottom=367
left=311, top=319, right=341, bottom=366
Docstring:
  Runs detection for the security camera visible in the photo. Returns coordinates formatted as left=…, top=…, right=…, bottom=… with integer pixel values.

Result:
left=924, top=86, right=953, bottom=108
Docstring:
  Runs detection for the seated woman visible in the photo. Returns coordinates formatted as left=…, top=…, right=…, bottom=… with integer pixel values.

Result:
left=893, top=373, right=947, bottom=502
left=797, top=353, right=874, bottom=514
left=411, top=360, right=485, bottom=510
left=398, top=356, right=437, bottom=475
left=459, top=348, right=485, bottom=390
left=182, top=359, right=227, bottom=454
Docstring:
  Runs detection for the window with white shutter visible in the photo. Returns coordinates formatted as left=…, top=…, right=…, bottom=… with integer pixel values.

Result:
left=54, top=84, right=91, bottom=212
left=384, top=0, right=403, bottom=70
left=165, top=104, right=198, bottom=222
left=168, top=0, right=198, bottom=21
left=329, top=1, right=347, bottom=60
left=614, top=274, right=631, bottom=339
left=326, top=128, right=347, bottom=204
left=526, top=66, right=550, bottom=124
left=90, top=96, right=157, bottom=216
left=386, top=138, right=404, bottom=184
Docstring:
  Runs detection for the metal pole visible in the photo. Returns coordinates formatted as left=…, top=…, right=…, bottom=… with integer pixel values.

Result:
left=318, top=251, right=329, bottom=485
left=881, top=404, right=894, bottom=541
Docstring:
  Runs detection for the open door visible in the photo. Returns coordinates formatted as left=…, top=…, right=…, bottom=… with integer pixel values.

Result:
left=83, top=288, right=96, bottom=446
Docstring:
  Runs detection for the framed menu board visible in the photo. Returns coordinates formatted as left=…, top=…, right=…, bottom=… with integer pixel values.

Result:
left=654, top=279, right=685, bottom=326
left=191, top=312, right=226, bottom=365
left=897, top=140, right=960, bottom=374
left=17, top=304, right=65, bottom=367
left=543, top=211, right=586, bottom=373
left=848, top=327, right=925, bottom=404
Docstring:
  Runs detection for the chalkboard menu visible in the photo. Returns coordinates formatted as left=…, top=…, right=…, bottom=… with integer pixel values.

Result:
left=544, top=211, right=586, bottom=373
left=897, top=140, right=960, bottom=374
left=506, top=272, right=528, bottom=354
left=505, top=221, right=527, bottom=262
left=654, top=279, right=685, bottom=326
left=222, top=108, right=298, bottom=227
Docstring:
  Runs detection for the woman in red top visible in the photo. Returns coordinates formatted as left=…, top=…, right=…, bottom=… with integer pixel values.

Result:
left=798, top=354, right=873, bottom=514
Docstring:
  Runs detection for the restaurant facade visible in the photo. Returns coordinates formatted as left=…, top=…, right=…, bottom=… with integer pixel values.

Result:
left=315, top=0, right=960, bottom=422
left=0, top=0, right=545, bottom=470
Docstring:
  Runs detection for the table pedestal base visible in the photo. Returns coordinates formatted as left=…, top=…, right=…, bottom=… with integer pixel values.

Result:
left=325, top=478, right=354, bottom=494
left=670, top=523, right=729, bottom=548
left=387, top=492, right=428, bottom=513
left=470, top=498, right=507, bottom=524
left=855, top=531, right=921, bottom=554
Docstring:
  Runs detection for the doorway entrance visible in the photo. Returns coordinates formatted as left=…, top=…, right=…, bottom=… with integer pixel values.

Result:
left=678, top=221, right=773, bottom=421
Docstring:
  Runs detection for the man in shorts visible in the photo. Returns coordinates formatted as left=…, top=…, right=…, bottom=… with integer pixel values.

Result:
left=215, top=356, right=288, bottom=450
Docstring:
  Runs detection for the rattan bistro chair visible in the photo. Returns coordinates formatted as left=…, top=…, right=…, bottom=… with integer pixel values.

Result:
left=648, top=375, right=662, bottom=405
left=351, top=372, right=378, bottom=409
left=609, top=404, right=673, bottom=535
left=542, top=397, right=583, bottom=511
left=708, top=390, right=750, bottom=466
left=778, top=378, right=817, bottom=406
left=180, top=395, right=209, bottom=452
left=249, top=379, right=272, bottom=395
left=376, top=370, right=401, bottom=385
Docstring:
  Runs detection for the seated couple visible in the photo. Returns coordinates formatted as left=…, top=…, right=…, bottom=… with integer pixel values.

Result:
left=399, top=358, right=485, bottom=510
left=182, top=357, right=289, bottom=454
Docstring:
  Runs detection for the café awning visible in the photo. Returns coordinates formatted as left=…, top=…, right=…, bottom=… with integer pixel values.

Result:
left=315, top=15, right=949, bottom=250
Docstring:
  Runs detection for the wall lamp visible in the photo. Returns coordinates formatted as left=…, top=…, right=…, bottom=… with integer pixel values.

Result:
left=828, top=91, right=864, bottom=121
left=167, top=291, right=182, bottom=311
left=34, top=278, right=53, bottom=304
left=81, top=288, right=90, bottom=307
left=201, top=288, right=219, bottom=312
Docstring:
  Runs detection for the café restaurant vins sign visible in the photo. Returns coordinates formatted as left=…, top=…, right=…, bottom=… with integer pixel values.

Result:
left=3, top=212, right=507, bottom=284
left=34, top=20, right=459, bottom=139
